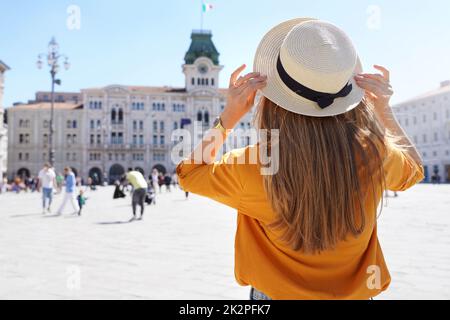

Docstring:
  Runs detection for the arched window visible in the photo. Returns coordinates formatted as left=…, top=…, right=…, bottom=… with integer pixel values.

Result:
left=111, top=109, right=117, bottom=123
left=204, top=111, right=210, bottom=124
left=197, top=111, right=203, bottom=122
left=205, top=78, right=209, bottom=86
left=94, top=102, right=98, bottom=109
left=211, top=78, right=215, bottom=86
left=201, top=78, right=205, bottom=85
left=191, top=78, right=195, bottom=85
left=118, top=109, right=124, bottom=123
left=197, top=78, right=201, bottom=85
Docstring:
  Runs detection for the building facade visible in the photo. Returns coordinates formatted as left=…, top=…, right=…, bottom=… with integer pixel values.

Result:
left=7, top=30, right=254, bottom=182
left=392, top=80, right=450, bottom=182
left=0, top=60, right=10, bottom=181
left=7, top=103, right=84, bottom=179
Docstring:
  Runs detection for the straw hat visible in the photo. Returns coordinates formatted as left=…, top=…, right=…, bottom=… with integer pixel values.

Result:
left=253, top=18, right=364, bottom=117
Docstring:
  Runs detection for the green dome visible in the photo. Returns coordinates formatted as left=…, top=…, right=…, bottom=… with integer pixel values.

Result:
left=184, top=30, right=220, bottom=65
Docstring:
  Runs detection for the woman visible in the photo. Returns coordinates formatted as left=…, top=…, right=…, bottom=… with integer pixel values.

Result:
left=177, top=19, right=424, bottom=300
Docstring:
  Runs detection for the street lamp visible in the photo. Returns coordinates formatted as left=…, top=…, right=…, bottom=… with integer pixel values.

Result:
left=37, top=37, right=70, bottom=166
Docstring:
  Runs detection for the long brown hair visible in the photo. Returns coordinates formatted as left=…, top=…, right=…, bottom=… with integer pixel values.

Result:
left=256, top=97, right=387, bottom=254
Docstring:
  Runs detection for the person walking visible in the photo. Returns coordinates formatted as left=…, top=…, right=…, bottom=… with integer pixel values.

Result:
left=77, top=189, right=86, bottom=216
left=126, top=168, right=148, bottom=221
left=38, top=163, right=57, bottom=214
left=57, top=167, right=80, bottom=216
left=176, top=19, right=424, bottom=300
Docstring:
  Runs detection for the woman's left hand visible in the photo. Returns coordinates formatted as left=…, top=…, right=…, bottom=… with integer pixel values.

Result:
left=354, top=65, right=394, bottom=115
left=221, top=64, right=267, bottom=129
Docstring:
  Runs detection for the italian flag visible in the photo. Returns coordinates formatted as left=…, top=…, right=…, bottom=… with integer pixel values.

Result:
left=202, top=2, right=213, bottom=12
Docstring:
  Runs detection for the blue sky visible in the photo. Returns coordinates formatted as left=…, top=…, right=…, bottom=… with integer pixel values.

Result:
left=1, top=0, right=450, bottom=107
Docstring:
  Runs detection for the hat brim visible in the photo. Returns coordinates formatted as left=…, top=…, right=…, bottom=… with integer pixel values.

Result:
left=253, top=18, right=365, bottom=117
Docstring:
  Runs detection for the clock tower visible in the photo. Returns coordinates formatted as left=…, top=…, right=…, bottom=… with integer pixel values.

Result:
left=183, top=30, right=223, bottom=92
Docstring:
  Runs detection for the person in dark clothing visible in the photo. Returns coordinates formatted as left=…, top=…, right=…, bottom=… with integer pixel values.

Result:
left=164, top=174, right=172, bottom=192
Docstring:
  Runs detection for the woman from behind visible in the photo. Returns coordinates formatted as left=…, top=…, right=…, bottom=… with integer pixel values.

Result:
left=177, top=18, right=424, bottom=300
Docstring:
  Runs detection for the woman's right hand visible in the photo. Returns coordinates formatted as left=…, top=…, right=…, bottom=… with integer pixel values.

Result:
left=221, top=64, right=267, bottom=129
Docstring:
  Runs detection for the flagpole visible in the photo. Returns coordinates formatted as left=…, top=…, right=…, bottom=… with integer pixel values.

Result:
left=200, top=0, right=204, bottom=31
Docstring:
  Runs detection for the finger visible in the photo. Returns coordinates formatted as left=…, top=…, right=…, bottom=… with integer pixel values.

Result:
left=242, top=79, right=267, bottom=95
left=357, top=78, right=393, bottom=96
left=357, top=73, right=388, bottom=84
left=355, top=79, right=386, bottom=96
left=237, top=77, right=267, bottom=93
left=229, top=64, right=247, bottom=87
left=235, top=72, right=261, bottom=87
left=373, top=65, right=390, bottom=81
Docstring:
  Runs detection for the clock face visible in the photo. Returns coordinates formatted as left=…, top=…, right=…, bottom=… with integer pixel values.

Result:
left=198, top=64, right=208, bottom=74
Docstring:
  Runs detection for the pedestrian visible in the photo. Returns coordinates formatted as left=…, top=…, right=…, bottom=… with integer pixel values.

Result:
left=56, top=173, right=64, bottom=194
left=151, top=169, right=159, bottom=193
left=176, top=19, right=424, bottom=300
left=77, top=189, right=87, bottom=216
left=57, top=167, right=80, bottom=216
left=158, top=173, right=164, bottom=193
left=126, top=168, right=148, bottom=221
left=38, top=163, right=57, bottom=214
left=171, top=172, right=178, bottom=188
left=164, top=173, right=172, bottom=192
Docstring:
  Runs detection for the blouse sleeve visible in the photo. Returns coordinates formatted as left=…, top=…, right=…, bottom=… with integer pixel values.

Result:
left=176, top=150, right=244, bottom=209
left=383, top=144, right=425, bottom=192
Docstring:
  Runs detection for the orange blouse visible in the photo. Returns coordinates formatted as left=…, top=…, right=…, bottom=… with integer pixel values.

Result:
left=176, top=144, right=424, bottom=300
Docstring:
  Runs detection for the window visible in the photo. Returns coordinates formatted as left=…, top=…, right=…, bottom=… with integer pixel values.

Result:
left=90, top=120, right=95, bottom=129
left=111, top=109, right=117, bottom=122
left=97, top=135, right=101, bottom=145
left=153, top=121, right=158, bottom=132
left=197, top=111, right=203, bottom=122
left=139, top=135, right=144, bottom=145
left=43, top=120, right=49, bottom=128
left=25, top=153, right=29, bottom=161
left=211, top=78, right=215, bottom=86
left=133, top=134, right=137, bottom=145
left=191, top=78, right=195, bottom=85
left=111, top=132, right=117, bottom=144
left=118, top=132, right=123, bottom=144
left=173, top=121, right=178, bottom=130
left=133, top=120, right=137, bottom=131
left=18, top=153, right=22, bottom=161
left=153, top=135, right=158, bottom=145
left=160, top=135, right=165, bottom=145
left=139, top=121, right=144, bottom=130
left=204, top=111, right=210, bottom=125
left=72, top=134, right=77, bottom=144
left=19, top=134, right=24, bottom=144
left=67, top=120, right=72, bottom=128
left=90, top=134, right=95, bottom=145
left=118, top=109, right=124, bottom=123
left=72, top=120, right=77, bottom=129
left=160, top=121, right=164, bottom=132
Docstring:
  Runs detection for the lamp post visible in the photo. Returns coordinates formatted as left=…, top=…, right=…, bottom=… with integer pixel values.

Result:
left=37, top=37, right=70, bottom=166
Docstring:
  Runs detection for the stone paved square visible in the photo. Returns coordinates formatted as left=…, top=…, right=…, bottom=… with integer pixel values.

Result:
left=0, top=184, right=449, bottom=300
